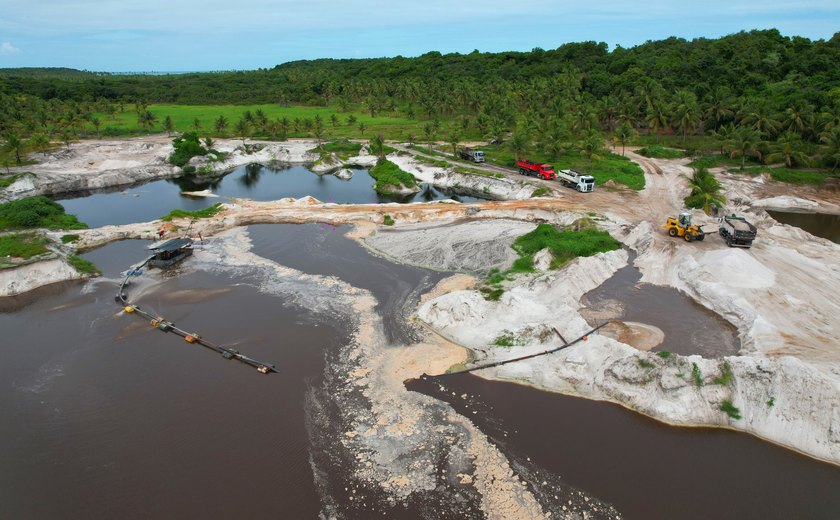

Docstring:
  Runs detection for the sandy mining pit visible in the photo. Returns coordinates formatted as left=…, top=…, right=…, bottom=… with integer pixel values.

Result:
left=3, top=139, right=840, bottom=472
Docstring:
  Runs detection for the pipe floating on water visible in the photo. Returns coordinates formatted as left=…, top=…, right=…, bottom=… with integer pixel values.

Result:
left=415, top=323, right=607, bottom=380
left=116, top=249, right=279, bottom=375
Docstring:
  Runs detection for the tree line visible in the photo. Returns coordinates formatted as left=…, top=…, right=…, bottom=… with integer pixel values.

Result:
left=2, top=29, right=840, bottom=171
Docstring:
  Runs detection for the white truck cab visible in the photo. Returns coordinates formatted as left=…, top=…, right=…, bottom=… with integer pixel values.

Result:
left=557, top=169, right=595, bottom=192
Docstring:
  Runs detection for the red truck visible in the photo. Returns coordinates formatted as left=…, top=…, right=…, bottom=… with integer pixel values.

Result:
left=516, top=159, right=556, bottom=180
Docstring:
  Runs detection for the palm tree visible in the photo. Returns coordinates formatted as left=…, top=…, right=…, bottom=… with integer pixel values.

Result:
left=613, top=122, right=637, bottom=156
left=2, top=132, right=25, bottom=164
left=448, top=133, right=459, bottom=157
left=708, top=123, right=735, bottom=156
left=163, top=116, right=174, bottom=137
left=768, top=131, right=809, bottom=168
left=743, top=104, right=781, bottom=139
left=508, top=127, right=531, bottom=160
left=90, top=117, right=102, bottom=137
left=234, top=119, right=250, bottom=146
left=730, top=127, right=761, bottom=170
left=703, top=87, right=735, bottom=130
left=581, top=129, right=603, bottom=162
left=423, top=122, right=435, bottom=151
left=671, top=90, right=701, bottom=144
left=682, top=167, right=726, bottom=215
left=784, top=102, right=815, bottom=137
left=820, top=126, right=840, bottom=172
left=30, top=133, right=50, bottom=154
left=214, top=115, right=228, bottom=135
left=371, top=134, right=386, bottom=159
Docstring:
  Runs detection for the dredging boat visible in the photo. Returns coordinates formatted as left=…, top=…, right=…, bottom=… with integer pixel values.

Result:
left=147, top=237, right=193, bottom=268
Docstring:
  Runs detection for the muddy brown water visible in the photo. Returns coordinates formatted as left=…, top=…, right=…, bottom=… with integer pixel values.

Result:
left=407, top=374, right=840, bottom=520
left=2, top=225, right=839, bottom=518
left=766, top=210, right=840, bottom=244
left=581, top=251, right=740, bottom=357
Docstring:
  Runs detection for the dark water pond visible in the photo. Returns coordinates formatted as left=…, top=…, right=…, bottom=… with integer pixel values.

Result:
left=581, top=251, right=740, bottom=357
left=56, top=164, right=486, bottom=228
left=767, top=210, right=840, bottom=244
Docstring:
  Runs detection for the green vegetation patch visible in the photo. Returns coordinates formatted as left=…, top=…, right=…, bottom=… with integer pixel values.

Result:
left=637, top=146, right=685, bottom=159
left=713, top=361, right=735, bottom=386
left=368, top=159, right=417, bottom=194
left=0, top=232, right=50, bottom=261
left=493, top=330, right=522, bottom=347
left=68, top=255, right=100, bottom=275
left=531, top=186, right=550, bottom=197
left=383, top=214, right=395, bottom=226
left=160, top=203, right=222, bottom=221
left=0, top=173, right=25, bottom=189
left=638, top=358, right=655, bottom=369
left=744, top=166, right=831, bottom=185
left=169, top=132, right=208, bottom=167
left=691, top=362, right=703, bottom=387
left=0, top=196, right=87, bottom=231
left=60, top=234, right=80, bottom=243
left=720, top=400, right=742, bottom=420
left=320, top=140, right=362, bottom=154
left=657, top=351, right=672, bottom=359
left=512, top=224, right=620, bottom=269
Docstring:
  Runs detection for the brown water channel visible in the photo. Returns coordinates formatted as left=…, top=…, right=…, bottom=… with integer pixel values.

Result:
left=2, top=225, right=839, bottom=518
left=408, top=374, right=840, bottom=520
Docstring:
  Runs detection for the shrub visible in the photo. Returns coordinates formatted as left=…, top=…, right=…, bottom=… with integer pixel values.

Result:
left=691, top=362, right=703, bottom=387
left=512, top=224, right=620, bottom=268
left=383, top=214, right=395, bottom=226
left=767, top=397, right=775, bottom=408
left=720, top=400, right=742, bottom=420
left=638, top=358, right=655, bottom=369
left=493, top=331, right=519, bottom=347
left=657, top=351, right=672, bottom=359
left=160, top=203, right=222, bottom=221
left=368, top=159, right=416, bottom=194
left=169, top=132, right=208, bottom=167
left=713, top=361, right=734, bottom=386
left=0, top=196, right=87, bottom=231
left=0, top=233, right=50, bottom=260
left=480, top=286, right=504, bottom=301
left=68, top=255, right=100, bottom=275
left=531, top=186, right=550, bottom=197
left=637, top=146, right=685, bottom=159
left=60, top=234, right=80, bottom=243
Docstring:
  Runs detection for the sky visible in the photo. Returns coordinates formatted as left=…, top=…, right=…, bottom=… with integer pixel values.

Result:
left=0, top=0, right=838, bottom=72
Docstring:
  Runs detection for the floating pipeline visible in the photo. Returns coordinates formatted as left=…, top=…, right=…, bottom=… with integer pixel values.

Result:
left=406, top=323, right=606, bottom=384
left=116, top=251, right=279, bottom=375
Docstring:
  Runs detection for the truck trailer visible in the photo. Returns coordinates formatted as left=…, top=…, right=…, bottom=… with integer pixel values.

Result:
left=459, top=148, right=485, bottom=163
left=516, top=159, right=556, bottom=180
left=719, top=215, right=757, bottom=248
left=556, top=169, right=595, bottom=192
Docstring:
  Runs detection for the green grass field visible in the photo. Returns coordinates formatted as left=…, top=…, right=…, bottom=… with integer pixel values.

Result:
left=91, top=104, right=468, bottom=141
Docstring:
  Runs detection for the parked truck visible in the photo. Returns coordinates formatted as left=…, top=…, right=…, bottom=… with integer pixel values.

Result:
left=516, top=159, right=556, bottom=180
left=719, top=215, right=757, bottom=248
left=556, top=169, right=595, bottom=192
left=459, top=148, right=485, bottom=163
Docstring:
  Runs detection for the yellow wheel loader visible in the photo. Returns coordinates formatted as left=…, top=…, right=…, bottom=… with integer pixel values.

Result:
left=663, top=212, right=706, bottom=242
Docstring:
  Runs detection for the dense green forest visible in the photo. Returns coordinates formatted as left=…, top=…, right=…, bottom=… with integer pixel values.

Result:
left=2, top=29, right=840, bottom=177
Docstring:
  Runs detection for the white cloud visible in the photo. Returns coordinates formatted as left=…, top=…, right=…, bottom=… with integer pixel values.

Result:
left=0, top=41, right=21, bottom=54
